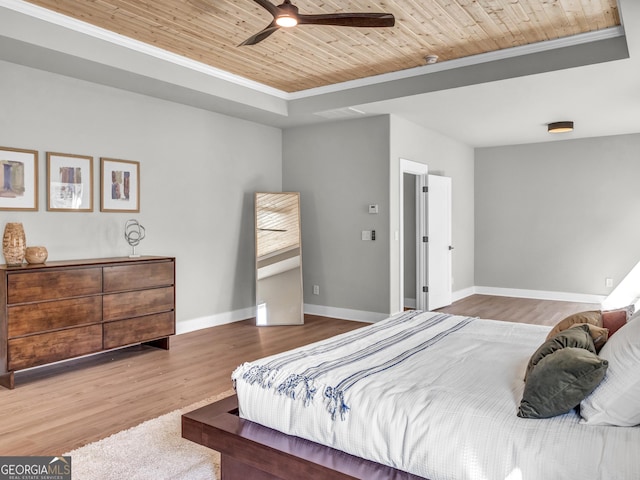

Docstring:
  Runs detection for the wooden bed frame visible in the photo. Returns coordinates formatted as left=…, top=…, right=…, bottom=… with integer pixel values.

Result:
left=182, top=394, right=427, bottom=480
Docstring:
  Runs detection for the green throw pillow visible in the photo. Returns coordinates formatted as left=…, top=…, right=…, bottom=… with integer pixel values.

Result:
left=525, top=324, right=596, bottom=381
left=518, top=347, right=608, bottom=419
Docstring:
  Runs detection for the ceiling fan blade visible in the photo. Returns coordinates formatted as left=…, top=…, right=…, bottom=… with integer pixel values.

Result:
left=239, top=21, right=280, bottom=46
left=297, top=12, right=395, bottom=28
left=251, top=0, right=279, bottom=18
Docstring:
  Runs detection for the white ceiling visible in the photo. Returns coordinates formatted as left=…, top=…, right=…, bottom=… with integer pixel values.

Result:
left=1, top=0, right=639, bottom=148
left=359, top=52, right=640, bottom=147
left=357, top=12, right=640, bottom=147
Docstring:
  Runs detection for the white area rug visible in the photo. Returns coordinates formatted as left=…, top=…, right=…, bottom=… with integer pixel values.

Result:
left=64, top=391, right=233, bottom=480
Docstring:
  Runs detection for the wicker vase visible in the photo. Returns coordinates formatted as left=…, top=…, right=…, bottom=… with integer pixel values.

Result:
left=3, top=222, right=26, bottom=266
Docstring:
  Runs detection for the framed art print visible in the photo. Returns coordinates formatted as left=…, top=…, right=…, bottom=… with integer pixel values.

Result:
left=100, top=158, right=140, bottom=212
left=47, top=152, right=94, bottom=212
left=0, top=146, right=38, bottom=211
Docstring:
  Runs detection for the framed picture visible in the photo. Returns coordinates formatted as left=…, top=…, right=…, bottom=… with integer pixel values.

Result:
left=46, top=152, right=94, bottom=212
left=0, top=146, right=38, bottom=211
left=100, top=158, right=140, bottom=212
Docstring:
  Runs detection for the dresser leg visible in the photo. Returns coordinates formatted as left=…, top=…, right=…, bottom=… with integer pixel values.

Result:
left=0, top=371, right=15, bottom=390
left=143, top=337, right=170, bottom=350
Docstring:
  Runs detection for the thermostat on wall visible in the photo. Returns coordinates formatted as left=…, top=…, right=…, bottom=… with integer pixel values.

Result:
left=368, top=204, right=379, bottom=214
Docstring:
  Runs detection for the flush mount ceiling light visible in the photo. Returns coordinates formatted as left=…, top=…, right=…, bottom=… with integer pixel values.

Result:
left=547, top=121, right=574, bottom=133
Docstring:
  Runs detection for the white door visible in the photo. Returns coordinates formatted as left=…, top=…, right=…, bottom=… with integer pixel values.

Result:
left=427, top=175, right=452, bottom=310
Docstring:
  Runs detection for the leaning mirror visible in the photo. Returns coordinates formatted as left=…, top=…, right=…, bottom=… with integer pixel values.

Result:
left=255, top=192, right=303, bottom=326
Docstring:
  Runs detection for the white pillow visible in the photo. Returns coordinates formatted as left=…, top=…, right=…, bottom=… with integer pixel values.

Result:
left=580, top=315, right=640, bottom=426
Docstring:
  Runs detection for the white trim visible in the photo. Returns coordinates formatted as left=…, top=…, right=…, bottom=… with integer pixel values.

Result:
left=452, top=286, right=475, bottom=303
left=176, top=306, right=255, bottom=334
left=473, top=286, right=605, bottom=305
left=177, top=304, right=389, bottom=333
left=303, top=303, right=388, bottom=323
left=176, top=285, right=607, bottom=335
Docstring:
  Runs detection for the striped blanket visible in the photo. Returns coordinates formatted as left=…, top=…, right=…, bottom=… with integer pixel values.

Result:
left=233, top=311, right=474, bottom=420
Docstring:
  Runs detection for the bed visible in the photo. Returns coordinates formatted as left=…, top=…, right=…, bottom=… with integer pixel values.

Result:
left=182, top=310, right=640, bottom=480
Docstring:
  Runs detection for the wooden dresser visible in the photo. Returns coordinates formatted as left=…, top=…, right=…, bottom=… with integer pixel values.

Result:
left=0, top=256, right=175, bottom=389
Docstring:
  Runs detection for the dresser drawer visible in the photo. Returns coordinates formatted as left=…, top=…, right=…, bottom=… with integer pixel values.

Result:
left=7, top=268, right=102, bottom=304
left=8, top=296, right=102, bottom=338
left=8, top=324, right=103, bottom=371
left=103, top=286, right=174, bottom=321
left=103, top=312, right=175, bottom=349
left=103, top=261, right=174, bottom=292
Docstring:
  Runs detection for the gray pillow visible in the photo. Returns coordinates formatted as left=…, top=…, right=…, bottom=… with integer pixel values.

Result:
left=525, top=324, right=596, bottom=381
left=518, top=347, right=608, bottom=419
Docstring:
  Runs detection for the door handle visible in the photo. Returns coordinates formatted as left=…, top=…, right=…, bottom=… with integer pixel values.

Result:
left=448, top=246, right=454, bottom=250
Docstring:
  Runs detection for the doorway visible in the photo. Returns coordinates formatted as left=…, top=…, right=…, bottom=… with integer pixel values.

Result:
left=403, top=172, right=417, bottom=309
left=399, top=160, right=452, bottom=311
left=399, top=159, right=427, bottom=311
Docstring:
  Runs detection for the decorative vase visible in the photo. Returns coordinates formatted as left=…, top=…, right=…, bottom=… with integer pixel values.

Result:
left=3, top=222, right=26, bottom=266
left=25, top=246, right=48, bottom=265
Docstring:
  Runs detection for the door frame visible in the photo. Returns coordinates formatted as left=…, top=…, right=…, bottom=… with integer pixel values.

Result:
left=399, top=158, right=428, bottom=311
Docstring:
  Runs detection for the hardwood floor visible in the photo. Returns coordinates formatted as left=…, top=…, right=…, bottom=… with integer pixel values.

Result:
left=435, top=294, right=599, bottom=326
left=0, top=295, right=598, bottom=456
left=0, top=314, right=366, bottom=456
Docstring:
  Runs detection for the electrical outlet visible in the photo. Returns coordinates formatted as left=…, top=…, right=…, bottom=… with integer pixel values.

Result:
left=361, top=230, right=372, bottom=241
left=313, top=285, right=320, bottom=295
left=605, top=278, right=613, bottom=287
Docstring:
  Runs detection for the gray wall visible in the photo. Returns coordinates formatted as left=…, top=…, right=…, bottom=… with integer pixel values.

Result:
left=283, top=115, right=475, bottom=317
left=390, top=116, right=475, bottom=311
left=475, top=133, right=640, bottom=296
left=0, top=60, right=282, bottom=329
left=283, top=116, right=391, bottom=315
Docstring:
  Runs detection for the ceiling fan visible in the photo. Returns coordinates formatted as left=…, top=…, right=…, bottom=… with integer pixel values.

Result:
left=240, top=0, right=395, bottom=46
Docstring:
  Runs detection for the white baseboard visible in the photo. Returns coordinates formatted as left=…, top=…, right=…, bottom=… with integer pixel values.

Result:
left=397, top=286, right=601, bottom=311
left=472, top=286, right=605, bottom=305
left=176, top=306, right=255, bottom=334
left=452, top=286, right=475, bottom=303
left=405, top=286, right=490, bottom=310
left=176, top=304, right=389, bottom=333
left=177, top=286, right=606, bottom=334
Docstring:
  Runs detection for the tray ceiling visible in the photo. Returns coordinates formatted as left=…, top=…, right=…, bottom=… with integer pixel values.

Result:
left=22, top=0, right=620, bottom=93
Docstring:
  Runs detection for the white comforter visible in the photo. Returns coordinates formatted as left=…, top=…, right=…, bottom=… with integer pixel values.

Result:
left=232, top=311, right=640, bottom=480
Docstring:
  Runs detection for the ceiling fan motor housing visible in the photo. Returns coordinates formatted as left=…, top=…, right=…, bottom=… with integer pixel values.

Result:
left=240, top=0, right=395, bottom=46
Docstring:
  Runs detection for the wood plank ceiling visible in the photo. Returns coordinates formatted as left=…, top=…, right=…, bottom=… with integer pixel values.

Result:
left=23, top=0, right=620, bottom=93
